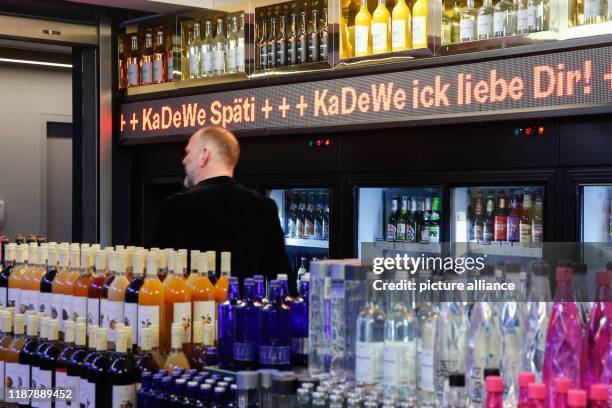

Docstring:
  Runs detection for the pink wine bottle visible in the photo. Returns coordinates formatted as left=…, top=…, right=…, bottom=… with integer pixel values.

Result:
left=542, top=267, right=583, bottom=405
left=517, top=372, right=535, bottom=407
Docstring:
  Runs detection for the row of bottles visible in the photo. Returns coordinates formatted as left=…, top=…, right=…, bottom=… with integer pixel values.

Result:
left=118, top=28, right=174, bottom=89
left=181, top=14, right=247, bottom=80
left=386, top=196, right=442, bottom=243
left=255, top=3, right=329, bottom=70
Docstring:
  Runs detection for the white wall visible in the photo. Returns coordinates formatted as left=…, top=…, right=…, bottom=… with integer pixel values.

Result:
left=0, top=64, right=72, bottom=239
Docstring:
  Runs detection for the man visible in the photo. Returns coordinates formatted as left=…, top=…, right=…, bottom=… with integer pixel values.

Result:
left=149, top=126, right=294, bottom=293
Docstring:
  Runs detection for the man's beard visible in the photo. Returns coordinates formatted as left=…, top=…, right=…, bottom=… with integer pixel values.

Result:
left=183, top=173, right=194, bottom=188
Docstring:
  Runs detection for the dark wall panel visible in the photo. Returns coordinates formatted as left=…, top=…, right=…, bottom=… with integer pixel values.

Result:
left=560, top=116, right=612, bottom=167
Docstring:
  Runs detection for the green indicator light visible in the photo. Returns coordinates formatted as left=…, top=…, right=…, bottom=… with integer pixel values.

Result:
left=514, top=128, right=520, bottom=136
left=308, top=140, right=314, bottom=147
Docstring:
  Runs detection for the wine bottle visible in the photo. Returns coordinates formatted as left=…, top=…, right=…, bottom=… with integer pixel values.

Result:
left=109, top=327, right=138, bottom=408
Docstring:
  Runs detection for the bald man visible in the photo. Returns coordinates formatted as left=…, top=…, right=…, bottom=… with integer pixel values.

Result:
left=149, top=126, right=294, bottom=293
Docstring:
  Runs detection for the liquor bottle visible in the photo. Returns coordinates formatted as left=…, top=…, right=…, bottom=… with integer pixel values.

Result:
left=149, top=325, right=165, bottom=369
left=383, top=270, right=416, bottom=400
left=390, top=0, right=411, bottom=51
left=38, top=244, right=56, bottom=321
left=386, top=197, right=399, bottom=242
left=528, top=0, right=547, bottom=31
left=153, top=30, right=168, bottom=84
left=308, top=9, right=320, bottom=61
left=204, top=250, right=217, bottom=287
left=78, top=323, right=97, bottom=408
left=531, top=193, right=543, bottom=243
left=354, top=0, right=372, bottom=56
left=227, top=16, right=239, bottom=74
left=135, top=326, right=159, bottom=378
left=1, top=244, right=16, bottom=309
left=471, top=192, right=484, bottom=242
left=322, top=198, right=330, bottom=240
left=107, top=250, right=129, bottom=350
left=269, top=18, right=278, bottom=69
left=5, top=313, right=25, bottom=401
left=218, top=277, right=240, bottom=369
left=127, top=35, right=140, bottom=87
left=18, top=313, right=38, bottom=407
left=201, top=20, right=214, bottom=77
left=164, top=323, right=190, bottom=371
left=233, top=278, right=259, bottom=371
left=506, top=195, right=520, bottom=242
left=139, top=251, right=165, bottom=354
left=477, top=0, right=495, bottom=38
left=125, top=250, right=144, bottom=351
left=237, top=14, right=246, bottom=72
left=520, top=192, right=533, bottom=245
left=313, top=197, right=324, bottom=240
left=258, top=18, right=269, bottom=70
left=290, top=274, right=309, bottom=367
left=73, top=248, right=92, bottom=326
left=412, top=0, right=429, bottom=48
left=371, top=0, right=391, bottom=54
left=460, top=0, right=478, bottom=42
left=516, top=0, right=530, bottom=33
left=188, top=320, right=207, bottom=371
left=295, top=194, right=305, bottom=238
left=356, top=272, right=385, bottom=386
left=481, top=192, right=495, bottom=243
left=55, top=320, right=76, bottom=407
left=8, top=244, right=26, bottom=314
left=86, top=327, right=111, bottom=408
left=34, top=245, right=48, bottom=315
left=164, top=252, right=192, bottom=354
left=304, top=195, right=315, bottom=238
left=494, top=0, right=516, bottom=36
left=527, top=383, right=546, bottom=408
left=39, top=319, right=63, bottom=407
left=494, top=192, right=507, bottom=241
left=141, top=33, right=154, bottom=85
left=259, top=280, right=291, bottom=371
left=277, top=15, right=288, bottom=67
left=582, top=271, right=611, bottom=393
left=253, top=275, right=267, bottom=306
left=214, top=252, right=231, bottom=302
left=485, top=376, right=504, bottom=407
left=189, top=22, right=202, bottom=80
left=87, top=249, right=106, bottom=332
left=420, top=197, right=432, bottom=243
left=407, top=197, right=418, bottom=243
left=110, top=328, right=137, bottom=408
left=191, top=252, right=215, bottom=336
left=118, top=38, right=127, bottom=89
left=416, top=269, right=438, bottom=405
left=288, top=13, right=298, bottom=65
left=213, top=18, right=227, bottom=76
left=165, top=30, right=173, bottom=82
left=319, top=8, right=329, bottom=60
left=66, top=321, right=86, bottom=408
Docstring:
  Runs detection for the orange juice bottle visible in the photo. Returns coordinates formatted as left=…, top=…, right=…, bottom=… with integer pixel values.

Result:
left=164, top=251, right=192, bottom=355
left=191, top=252, right=216, bottom=334
left=186, top=250, right=201, bottom=286
left=213, top=252, right=231, bottom=303
left=8, top=244, right=27, bottom=316
left=106, top=250, right=129, bottom=350
left=73, top=248, right=93, bottom=324
left=138, top=251, right=165, bottom=353
left=51, top=244, right=70, bottom=324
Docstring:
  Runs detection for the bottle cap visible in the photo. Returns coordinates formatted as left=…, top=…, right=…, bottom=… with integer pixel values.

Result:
left=146, top=251, right=157, bottom=277
left=555, top=267, right=573, bottom=282
left=518, top=372, right=535, bottom=388
left=449, top=374, right=466, bottom=387
left=554, top=378, right=571, bottom=394
left=47, top=319, right=59, bottom=341
left=258, top=369, right=279, bottom=388
left=64, top=320, right=75, bottom=343
left=70, top=245, right=80, bottom=269
left=14, top=314, right=25, bottom=335
left=197, top=252, right=208, bottom=275
left=567, top=389, right=587, bottom=407
left=26, top=314, right=39, bottom=336
left=589, top=384, right=609, bottom=401
left=133, top=250, right=145, bottom=276
left=206, top=251, right=216, bottom=272
left=75, top=322, right=86, bottom=346
left=483, top=368, right=500, bottom=379
left=528, top=383, right=546, bottom=400
left=595, top=270, right=611, bottom=287
left=272, top=372, right=297, bottom=395
left=96, top=327, right=108, bottom=351
left=221, top=252, right=231, bottom=273
left=190, top=250, right=200, bottom=271
left=485, top=376, right=503, bottom=393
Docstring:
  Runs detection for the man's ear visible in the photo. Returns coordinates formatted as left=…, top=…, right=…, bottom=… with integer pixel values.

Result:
left=199, top=146, right=210, bottom=167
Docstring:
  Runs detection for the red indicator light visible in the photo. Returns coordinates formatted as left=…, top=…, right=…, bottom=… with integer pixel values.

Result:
left=525, top=127, right=532, bottom=135
left=316, top=139, right=322, bottom=146
left=538, top=126, right=544, bottom=135
left=325, top=139, right=330, bottom=146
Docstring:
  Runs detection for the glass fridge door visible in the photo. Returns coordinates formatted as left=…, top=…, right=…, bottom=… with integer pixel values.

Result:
left=451, top=185, right=545, bottom=259
left=356, top=186, right=443, bottom=258
left=580, top=185, right=612, bottom=274
left=267, top=187, right=330, bottom=274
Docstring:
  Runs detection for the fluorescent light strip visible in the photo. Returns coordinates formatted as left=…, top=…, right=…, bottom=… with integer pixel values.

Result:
left=0, top=57, right=72, bottom=68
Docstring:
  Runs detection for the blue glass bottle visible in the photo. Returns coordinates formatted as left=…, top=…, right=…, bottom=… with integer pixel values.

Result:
left=171, top=378, right=187, bottom=406
left=150, top=374, right=163, bottom=408
left=277, top=274, right=296, bottom=303
left=207, top=346, right=218, bottom=366
left=259, top=280, right=291, bottom=371
left=253, top=275, right=267, bottom=305
left=291, top=274, right=309, bottom=367
left=138, top=372, right=152, bottom=408
left=215, top=386, right=227, bottom=408
left=184, top=380, right=202, bottom=408
left=200, top=383, right=214, bottom=407
left=157, top=376, right=173, bottom=408
left=218, top=277, right=240, bottom=369
left=233, top=278, right=260, bottom=370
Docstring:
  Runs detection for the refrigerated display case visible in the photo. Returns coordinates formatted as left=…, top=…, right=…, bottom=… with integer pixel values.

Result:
left=579, top=185, right=612, bottom=289
left=355, top=186, right=443, bottom=258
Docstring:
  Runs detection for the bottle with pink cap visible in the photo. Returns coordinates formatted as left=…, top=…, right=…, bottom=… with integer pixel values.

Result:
left=582, top=270, right=611, bottom=393
left=566, top=389, right=587, bottom=408
left=588, top=384, right=611, bottom=408
left=542, top=266, right=583, bottom=404
left=527, top=383, right=546, bottom=408
left=484, top=376, right=503, bottom=408
left=517, top=372, right=535, bottom=407
left=552, top=377, right=571, bottom=407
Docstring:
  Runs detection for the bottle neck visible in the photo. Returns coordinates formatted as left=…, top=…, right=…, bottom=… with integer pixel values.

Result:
left=228, top=284, right=240, bottom=301
left=595, top=284, right=611, bottom=302
left=555, top=280, right=575, bottom=302
left=157, top=33, right=164, bottom=46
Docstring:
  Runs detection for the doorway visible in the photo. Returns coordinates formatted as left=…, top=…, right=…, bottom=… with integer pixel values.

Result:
left=46, top=122, right=73, bottom=242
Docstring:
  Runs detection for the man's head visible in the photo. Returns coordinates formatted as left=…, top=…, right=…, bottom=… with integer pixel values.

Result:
left=182, top=126, right=241, bottom=188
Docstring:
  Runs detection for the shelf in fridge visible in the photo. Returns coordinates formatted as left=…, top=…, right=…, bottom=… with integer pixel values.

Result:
left=373, top=240, right=442, bottom=254
left=462, top=241, right=543, bottom=258
left=285, top=238, right=329, bottom=249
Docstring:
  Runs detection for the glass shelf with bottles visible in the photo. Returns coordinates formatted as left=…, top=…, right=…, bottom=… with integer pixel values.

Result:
left=252, top=0, right=332, bottom=75
left=560, top=0, right=612, bottom=38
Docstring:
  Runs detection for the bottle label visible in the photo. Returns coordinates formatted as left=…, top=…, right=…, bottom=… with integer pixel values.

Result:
left=0, top=287, right=6, bottom=308
left=189, top=53, right=199, bottom=77
left=532, top=222, right=543, bottom=243
left=260, top=44, right=268, bottom=69
left=6, top=362, right=19, bottom=394
left=73, top=295, right=87, bottom=322
left=228, top=46, right=237, bottom=70
left=520, top=222, right=532, bottom=245
left=55, top=371, right=68, bottom=407
left=304, top=219, right=314, bottom=238
left=141, top=61, right=152, bottom=84
left=372, top=22, right=388, bottom=52
left=494, top=216, right=507, bottom=240
left=86, top=381, right=96, bottom=408
left=127, top=63, right=139, bottom=86
left=153, top=59, right=164, bottom=83
left=507, top=216, right=520, bottom=241
left=392, top=20, right=407, bottom=49
left=269, top=43, right=277, bottom=67
left=419, top=348, right=435, bottom=392
left=473, top=224, right=483, bottom=241
left=203, top=51, right=213, bottom=74
left=106, top=299, right=125, bottom=342
left=31, top=366, right=38, bottom=394
left=38, top=369, right=52, bottom=408
left=299, top=37, right=307, bottom=63
left=383, top=341, right=416, bottom=386
left=354, top=25, right=369, bottom=54
left=320, top=36, right=328, bottom=60
left=137, top=305, right=159, bottom=347
left=309, top=36, right=319, bottom=61
left=193, top=300, right=215, bottom=327
left=429, top=225, right=440, bottom=243
left=236, top=39, right=245, bottom=68
left=87, top=297, right=100, bottom=330
left=259, top=345, right=290, bottom=365
left=387, top=223, right=397, bottom=241
left=477, top=14, right=492, bottom=38
left=355, top=341, right=384, bottom=383
left=291, top=337, right=308, bottom=355
left=234, top=342, right=258, bottom=361
left=493, top=11, right=506, bottom=33
left=66, top=374, right=79, bottom=406
left=517, top=9, right=529, bottom=31
left=21, top=289, right=31, bottom=314
left=17, top=363, right=30, bottom=404
left=40, top=292, right=52, bottom=318
left=420, top=224, right=430, bottom=243
left=278, top=42, right=287, bottom=67
left=61, top=293, right=73, bottom=332
left=79, top=378, right=88, bottom=407
left=288, top=40, right=297, bottom=65
left=213, top=51, right=225, bottom=72
left=100, top=298, right=109, bottom=332
left=460, top=18, right=475, bottom=41
left=173, top=301, right=192, bottom=343
left=112, top=384, right=136, bottom=408
left=412, top=16, right=427, bottom=47
left=406, top=224, right=416, bottom=242
left=396, top=222, right=406, bottom=240
left=124, top=302, right=138, bottom=346
left=7, top=287, right=19, bottom=310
